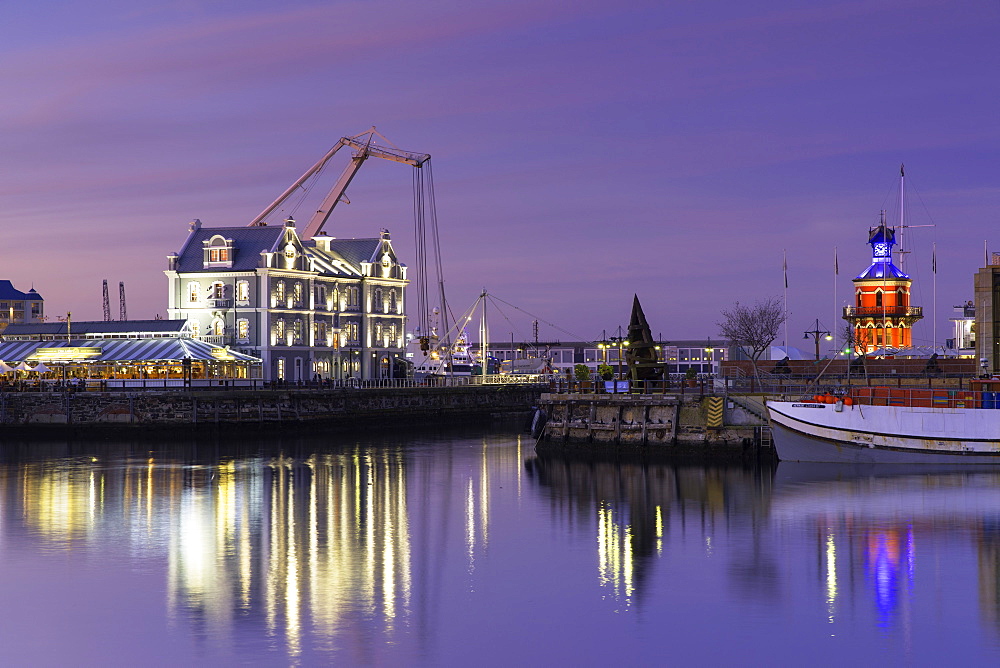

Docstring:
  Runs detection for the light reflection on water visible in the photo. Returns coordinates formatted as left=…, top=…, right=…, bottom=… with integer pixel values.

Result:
left=0, top=430, right=999, bottom=664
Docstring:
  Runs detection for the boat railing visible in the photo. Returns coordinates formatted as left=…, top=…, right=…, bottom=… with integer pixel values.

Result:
left=774, top=386, right=1000, bottom=410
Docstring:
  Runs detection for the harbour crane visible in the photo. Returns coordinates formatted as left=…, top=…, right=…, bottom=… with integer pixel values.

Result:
left=247, top=126, right=430, bottom=240
left=247, top=127, right=449, bottom=362
left=102, top=280, right=111, bottom=321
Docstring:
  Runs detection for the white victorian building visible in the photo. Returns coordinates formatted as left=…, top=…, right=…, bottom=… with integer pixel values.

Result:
left=165, top=218, right=407, bottom=382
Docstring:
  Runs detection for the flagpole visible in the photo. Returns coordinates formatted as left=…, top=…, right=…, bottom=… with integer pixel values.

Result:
left=834, top=246, right=839, bottom=351
left=933, top=242, right=937, bottom=352
left=783, top=249, right=788, bottom=350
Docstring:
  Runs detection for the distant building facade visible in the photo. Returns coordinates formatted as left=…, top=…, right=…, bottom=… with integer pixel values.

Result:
left=0, top=280, right=44, bottom=329
left=478, top=339, right=728, bottom=377
left=165, top=218, right=407, bottom=382
left=974, top=254, right=1000, bottom=373
left=949, top=300, right=975, bottom=357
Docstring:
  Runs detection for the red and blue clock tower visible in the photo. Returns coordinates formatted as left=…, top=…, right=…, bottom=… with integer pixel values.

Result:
left=843, top=219, right=923, bottom=353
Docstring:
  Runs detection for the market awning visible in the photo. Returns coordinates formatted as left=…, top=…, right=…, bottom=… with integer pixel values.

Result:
left=0, top=338, right=261, bottom=364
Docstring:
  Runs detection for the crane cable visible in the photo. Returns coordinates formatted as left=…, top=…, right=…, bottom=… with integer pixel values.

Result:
left=486, top=293, right=593, bottom=342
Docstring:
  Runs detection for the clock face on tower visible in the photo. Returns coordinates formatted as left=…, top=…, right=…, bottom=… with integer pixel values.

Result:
left=874, top=242, right=889, bottom=257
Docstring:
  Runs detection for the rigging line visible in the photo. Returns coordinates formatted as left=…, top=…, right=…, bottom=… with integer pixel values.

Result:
left=439, top=296, right=483, bottom=345
left=426, top=160, right=451, bottom=346
left=412, top=166, right=429, bottom=333
left=486, top=293, right=593, bottom=341
left=280, top=156, right=330, bottom=222
left=907, top=177, right=940, bottom=227
left=483, top=296, right=538, bottom=344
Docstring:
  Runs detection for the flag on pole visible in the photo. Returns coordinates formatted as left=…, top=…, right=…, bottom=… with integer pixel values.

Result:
left=834, top=247, right=839, bottom=275
left=932, top=244, right=937, bottom=273
left=783, top=251, right=788, bottom=288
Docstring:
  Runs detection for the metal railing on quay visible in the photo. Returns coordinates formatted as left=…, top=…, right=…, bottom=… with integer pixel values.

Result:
left=0, top=374, right=553, bottom=393
left=545, top=377, right=715, bottom=396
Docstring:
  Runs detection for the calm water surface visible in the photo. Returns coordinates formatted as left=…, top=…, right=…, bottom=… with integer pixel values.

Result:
left=0, top=425, right=998, bottom=666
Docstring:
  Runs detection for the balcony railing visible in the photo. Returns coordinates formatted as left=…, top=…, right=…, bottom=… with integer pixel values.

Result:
left=198, top=335, right=228, bottom=345
left=843, top=306, right=923, bottom=318
left=205, top=298, right=232, bottom=309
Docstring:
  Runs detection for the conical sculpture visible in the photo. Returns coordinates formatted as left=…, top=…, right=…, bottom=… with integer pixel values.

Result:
left=625, top=294, right=664, bottom=381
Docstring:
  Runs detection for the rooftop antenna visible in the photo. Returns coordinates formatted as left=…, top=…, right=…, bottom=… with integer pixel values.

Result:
left=102, top=280, right=111, bottom=321
left=119, top=282, right=127, bottom=321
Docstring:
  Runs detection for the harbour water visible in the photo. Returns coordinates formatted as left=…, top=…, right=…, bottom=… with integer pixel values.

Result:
left=1, top=424, right=999, bottom=665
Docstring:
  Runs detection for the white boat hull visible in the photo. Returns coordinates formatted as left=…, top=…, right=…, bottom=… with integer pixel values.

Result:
left=767, top=401, right=1000, bottom=464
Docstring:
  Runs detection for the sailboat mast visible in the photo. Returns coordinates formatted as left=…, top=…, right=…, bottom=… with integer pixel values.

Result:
left=479, top=290, right=489, bottom=377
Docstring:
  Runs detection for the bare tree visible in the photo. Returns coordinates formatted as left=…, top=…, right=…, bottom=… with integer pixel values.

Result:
left=841, top=324, right=869, bottom=380
left=718, top=297, right=787, bottom=378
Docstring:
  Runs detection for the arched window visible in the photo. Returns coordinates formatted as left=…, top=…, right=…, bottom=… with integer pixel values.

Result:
left=875, top=291, right=883, bottom=307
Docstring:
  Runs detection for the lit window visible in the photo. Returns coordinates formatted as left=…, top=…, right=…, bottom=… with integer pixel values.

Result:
left=237, top=319, right=249, bottom=340
left=188, top=283, right=199, bottom=303
left=236, top=281, right=249, bottom=303
left=205, top=236, right=233, bottom=266
left=212, top=282, right=224, bottom=299
left=294, top=282, right=303, bottom=306
left=276, top=281, right=286, bottom=303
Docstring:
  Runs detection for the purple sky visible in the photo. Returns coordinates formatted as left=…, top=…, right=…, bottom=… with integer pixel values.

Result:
left=3, top=1, right=999, bottom=350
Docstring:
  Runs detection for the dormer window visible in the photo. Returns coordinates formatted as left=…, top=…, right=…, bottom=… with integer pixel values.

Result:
left=203, top=235, right=234, bottom=268
left=381, top=252, right=392, bottom=278
left=284, top=243, right=296, bottom=269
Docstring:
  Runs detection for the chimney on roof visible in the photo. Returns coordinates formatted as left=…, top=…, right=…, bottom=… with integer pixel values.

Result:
left=190, top=219, right=202, bottom=231
left=285, top=217, right=296, bottom=228
left=380, top=228, right=390, bottom=239
left=313, top=233, right=332, bottom=252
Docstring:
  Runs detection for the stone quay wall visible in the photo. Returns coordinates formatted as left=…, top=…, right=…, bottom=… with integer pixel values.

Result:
left=0, top=386, right=543, bottom=432
left=537, top=393, right=772, bottom=462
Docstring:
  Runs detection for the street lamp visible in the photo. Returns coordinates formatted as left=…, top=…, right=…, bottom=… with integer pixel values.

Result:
left=609, top=335, right=628, bottom=379
left=803, top=319, right=832, bottom=361
left=705, top=336, right=714, bottom=376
